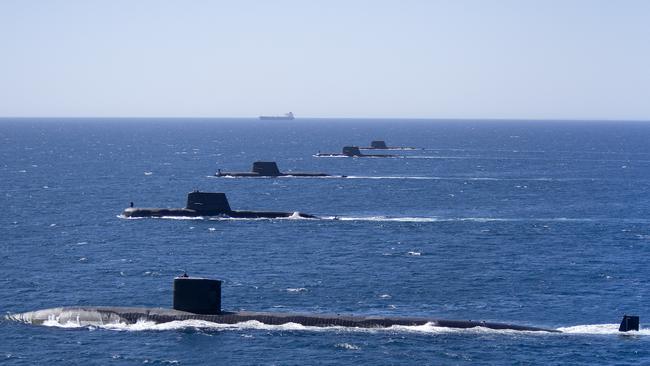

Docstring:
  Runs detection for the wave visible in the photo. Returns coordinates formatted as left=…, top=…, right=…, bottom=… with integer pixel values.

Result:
left=323, top=216, right=442, bottom=222
left=323, top=216, right=650, bottom=224
left=38, top=318, right=650, bottom=337
left=117, top=215, right=204, bottom=220
left=286, top=287, right=308, bottom=293
left=405, top=155, right=650, bottom=164
left=345, top=176, right=453, bottom=180
left=287, top=212, right=308, bottom=219
left=38, top=318, right=529, bottom=335
left=312, top=155, right=353, bottom=158
left=321, top=216, right=608, bottom=223
left=208, top=174, right=601, bottom=182
left=118, top=214, right=650, bottom=224
left=344, top=176, right=599, bottom=181
left=335, top=342, right=361, bottom=350
left=206, top=173, right=614, bottom=182
left=314, top=151, right=650, bottom=163
left=557, top=324, right=650, bottom=335
left=422, top=147, right=650, bottom=158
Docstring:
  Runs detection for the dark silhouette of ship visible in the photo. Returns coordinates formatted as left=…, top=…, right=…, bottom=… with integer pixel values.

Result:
left=360, top=140, right=419, bottom=150
left=13, top=276, right=637, bottom=333
left=315, top=146, right=397, bottom=158
left=259, top=112, right=294, bottom=120
left=122, top=191, right=316, bottom=219
left=216, top=161, right=344, bottom=178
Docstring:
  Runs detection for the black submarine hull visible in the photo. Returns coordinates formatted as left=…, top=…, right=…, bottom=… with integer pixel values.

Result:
left=316, top=146, right=397, bottom=158
left=6, top=306, right=560, bottom=333
left=216, top=162, right=340, bottom=178
left=314, top=153, right=396, bottom=158
left=216, top=172, right=334, bottom=177
left=122, top=208, right=317, bottom=219
left=360, top=146, right=419, bottom=150
left=359, top=140, right=420, bottom=150
left=123, top=192, right=317, bottom=219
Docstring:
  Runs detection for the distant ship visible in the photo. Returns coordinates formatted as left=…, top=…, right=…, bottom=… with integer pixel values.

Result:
left=216, top=161, right=344, bottom=178
left=259, top=112, right=295, bottom=120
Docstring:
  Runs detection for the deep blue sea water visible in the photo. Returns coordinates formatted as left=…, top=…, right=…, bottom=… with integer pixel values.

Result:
left=2, top=118, right=650, bottom=365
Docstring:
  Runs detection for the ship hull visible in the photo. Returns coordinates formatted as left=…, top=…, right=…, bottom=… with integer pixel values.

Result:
left=7, top=306, right=560, bottom=333
left=314, top=153, right=396, bottom=158
left=122, top=208, right=316, bottom=219
left=259, top=117, right=295, bottom=120
left=216, top=172, right=333, bottom=177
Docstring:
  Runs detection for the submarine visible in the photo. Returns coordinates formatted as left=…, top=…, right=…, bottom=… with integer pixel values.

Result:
left=315, top=146, right=397, bottom=158
left=360, top=140, right=419, bottom=150
left=216, top=161, right=345, bottom=178
left=122, top=191, right=316, bottom=219
left=6, top=276, right=640, bottom=333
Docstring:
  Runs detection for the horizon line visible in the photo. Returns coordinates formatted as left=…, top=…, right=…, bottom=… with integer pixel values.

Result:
left=1, top=116, right=650, bottom=123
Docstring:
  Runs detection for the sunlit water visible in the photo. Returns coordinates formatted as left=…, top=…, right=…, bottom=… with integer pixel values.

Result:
left=2, top=118, right=650, bottom=364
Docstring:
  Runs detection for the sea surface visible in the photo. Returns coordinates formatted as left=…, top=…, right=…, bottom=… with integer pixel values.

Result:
left=1, top=118, right=650, bottom=365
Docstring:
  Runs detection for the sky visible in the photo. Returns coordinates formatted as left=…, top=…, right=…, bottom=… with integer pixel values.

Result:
left=0, top=0, right=649, bottom=120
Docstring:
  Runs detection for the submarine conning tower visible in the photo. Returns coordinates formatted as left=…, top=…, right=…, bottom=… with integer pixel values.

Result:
left=342, top=146, right=363, bottom=156
left=619, top=315, right=640, bottom=332
left=173, top=277, right=222, bottom=314
left=252, top=161, right=282, bottom=176
left=370, top=140, right=388, bottom=149
left=186, top=191, right=232, bottom=212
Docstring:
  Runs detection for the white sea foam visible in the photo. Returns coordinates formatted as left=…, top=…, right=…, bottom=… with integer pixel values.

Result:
left=208, top=217, right=275, bottom=221
left=345, top=176, right=442, bottom=180
left=346, top=175, right=599, bottom=182
left=155, top=216, right=206, bottom=220
left=312, top=155, right=349, bottom=158
left=209, top=173, right=599, bottom=181
left=288, top=212, right=306, bottom=219
left=403, top=155, right=476, bottom=160
left=42, top=319, right=105, bottom=329
left=323, top=216, right=441, bottom=222
left=32, top=317, right=650, bottom=337
left=321, top=216, right=644, bottom=223
left=117, top=215, right=204, bottom=220
left=557, top=323, right=650, bottom=336
left=118, top=214, right=650, bottom=224
left=335, top=343, right=361, bottom=350
left=323, top=216, right=517, bottom=223
left=286, top=287, right=308, bottom=293
left=35, top=319, right=534, bottom=335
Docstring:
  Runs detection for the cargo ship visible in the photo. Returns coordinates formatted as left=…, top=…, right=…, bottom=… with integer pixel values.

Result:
left=259, top=112, right=294, bottom=120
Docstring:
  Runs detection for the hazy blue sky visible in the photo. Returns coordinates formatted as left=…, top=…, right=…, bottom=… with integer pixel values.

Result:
left=1, top=0, right=649, bottom=119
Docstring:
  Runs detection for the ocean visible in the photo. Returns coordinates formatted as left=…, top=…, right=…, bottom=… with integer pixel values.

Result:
left=1, top=118, right=649, bottom=364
